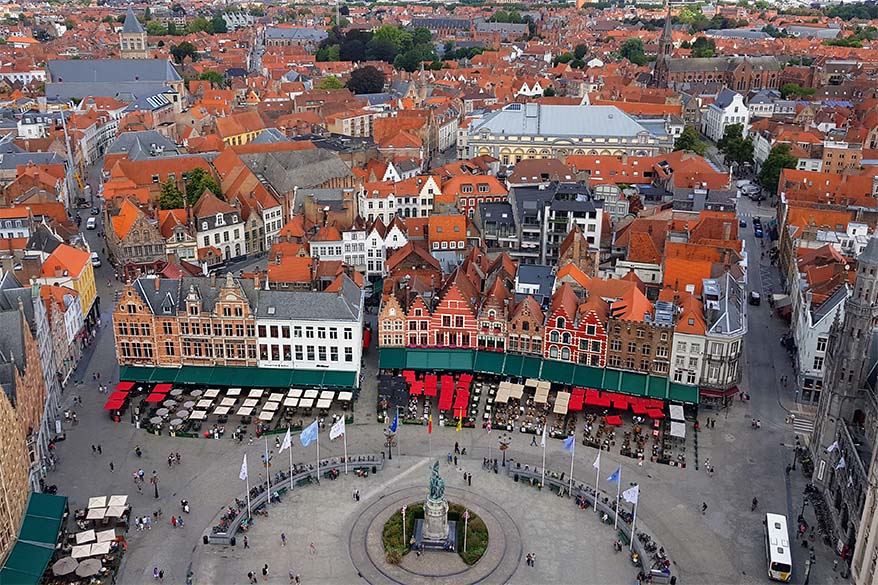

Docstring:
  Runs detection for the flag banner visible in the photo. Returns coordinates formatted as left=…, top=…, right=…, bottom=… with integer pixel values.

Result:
left=540, top=425, right=547, bottom=448
left=389, top=411, right=399, bottom=433
left=330, top=417, right=345, bottom=441
left=593, top=452, right=601, bottom=470
left=836, top=457, right=846, bottom=471
left=563, top=435, right=575, bottom=453
left=826, top=441, right=839, bottom=453
left=486, top=421, right=492, bottom=434
left=428, top=414, right=433, bottom=434
left=456, top=416, right=462, bottom=432
left=608, top=467, right=621, bottom=484
left=279, top=428, right=292, bottom=452
left=239, top=454, right=248, bottom=481
left=300, top=419, right=318, bottom=447
left=622, top=485, right=640, bottom=505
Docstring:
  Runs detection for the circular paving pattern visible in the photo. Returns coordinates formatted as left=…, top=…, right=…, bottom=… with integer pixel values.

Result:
left=349, top=486, right=522, bottom=584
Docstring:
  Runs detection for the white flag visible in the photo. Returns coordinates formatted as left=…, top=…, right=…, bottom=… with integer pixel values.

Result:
left=593, top=452, right=601, bottom=470
left=826, top=441, right=839, bottom=453
left=330, top=417, right=346, bottom=441
left=239, top=454, right=248, bottom=481
left=848, top=474, right=854, bottom=488
left=540, top=425, right=547, bottom=448
left=622, top=485, right=640, bottom=505
left=279, top=428, right=292, bottom=452
left=836, top=457, right=846, bottom=471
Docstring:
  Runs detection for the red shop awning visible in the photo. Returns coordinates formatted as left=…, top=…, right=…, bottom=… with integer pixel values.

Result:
left=144, top=393, right=164, bottom=403
left=107, top=391, right=129, bottom=402
left=115, top=382, right=134, bottom=392
left=153, top=383, right=172, bottom=393
left=606, top=415, right=623, bottom=426
left=647, top=409, right=665, bottom=419
left=103, top=399, right=125, bottom=411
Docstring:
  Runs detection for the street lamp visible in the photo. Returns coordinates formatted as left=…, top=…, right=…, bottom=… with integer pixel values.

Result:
left=384, top=428, right=396, bottom=461
left=498, top=433, right=511, bottom=467
left=150, top=471, right=159, bottom=499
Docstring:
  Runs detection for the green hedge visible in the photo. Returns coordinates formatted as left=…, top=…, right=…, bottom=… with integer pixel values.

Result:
left=449, top=504, right=488, bottom=565
left=382, top=503, right=424, bottom=561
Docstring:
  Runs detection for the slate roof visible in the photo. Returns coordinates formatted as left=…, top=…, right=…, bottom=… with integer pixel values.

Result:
left=46, top=59, right=181, bottom=101
left=255, top=274, right=362, bottom=321
left=265, top=27, right=328, bottom=42
left=122, top=7, right=145, bottom=34
left=666, top=56, right=780, bottom=73
left=105, top=130, right=179, bottom=160
left=471, top=104, right=656, bottom=138
left=237, top=149, right=354, bottom=192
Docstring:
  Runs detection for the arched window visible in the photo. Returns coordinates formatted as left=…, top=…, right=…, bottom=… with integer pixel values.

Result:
left=549, top=331, right=559, bottom=343
left=556, top=317, right=566, bottom=329
left=561, top=347, right=571, bottom=360
left=562, top=332, right=572, bottom=345
left=549, top=346, right=559, bottom=359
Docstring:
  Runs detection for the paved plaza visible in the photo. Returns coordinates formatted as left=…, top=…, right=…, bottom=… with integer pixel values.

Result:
left=42, top=194, right=846, bottom=584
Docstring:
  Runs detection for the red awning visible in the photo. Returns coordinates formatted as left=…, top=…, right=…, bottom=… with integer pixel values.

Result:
left=108, top=391, right=129, bottom=402
left=403, top=370, right=416, bottom=382
left=647, top=409, right=665, bottom=419
left=144, top=393, right=164, bottom=403
left=700, top=386, right=739, bottom=398
left=606, top=415, right=623, bottom=426
left=584, top=389, right=601, bottom=406
left=569, top=388, right=585, bottom=411
left=595, top=392, right=612, bottom=408
left=410, top=381, right=423, bottom=396
left=115, top=381, right=134, bottom=392
left=103, top=399, right=125, bottom=411
left=612, top=396, right=629, bottom=411
left=153, top=383, right=172, bottom=393
left=646, top=399, right=664, bottom=409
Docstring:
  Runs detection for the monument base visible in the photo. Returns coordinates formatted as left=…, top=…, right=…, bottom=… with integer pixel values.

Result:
left=413, top=519, right=458, bottom=552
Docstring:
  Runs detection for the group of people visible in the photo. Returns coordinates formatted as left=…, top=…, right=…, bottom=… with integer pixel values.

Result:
left=525, top=552, right=537, bottom=567
left=167, top=452, right=181, bottom=467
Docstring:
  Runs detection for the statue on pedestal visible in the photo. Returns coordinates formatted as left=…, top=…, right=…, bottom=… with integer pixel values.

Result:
left=428, top=461, right=445, bottom=501
left=423, top=460, right=449, bottom=541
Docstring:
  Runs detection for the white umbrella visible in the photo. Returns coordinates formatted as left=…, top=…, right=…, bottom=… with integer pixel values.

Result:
left=86, top=507, right=107, bottom=520
left=106, top=506, right=127, bottom=518
left=107, top=495, right=128, bottom=507
left=87, top=496, right=107, bottom=509
left=75, top=529, right=96, bottom=544
left=90, top=542, right=112, bottom=555
left=96, top=528, right=117, bottom=542
left=71, top=544, right=92, bottom=559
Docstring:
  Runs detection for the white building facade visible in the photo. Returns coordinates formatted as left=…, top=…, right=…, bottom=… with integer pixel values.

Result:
left=701, top=89, right=750, bottom=143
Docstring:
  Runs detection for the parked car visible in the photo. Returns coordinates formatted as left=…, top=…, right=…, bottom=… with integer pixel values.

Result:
left=90, top=206, right=100, bottom=215
left=739, top=218, right=747, bottom=228
left=755, top=227, right=764, bottom=238
left=749, top=291, right=761, bottom=306
left=86, top=217, right=97, bottom=230
left=90, top=252, right=101, bottom=267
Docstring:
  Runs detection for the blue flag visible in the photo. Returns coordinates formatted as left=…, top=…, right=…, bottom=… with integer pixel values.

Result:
left=300, top=419, right=318, bottom=447
left=563, top=435, right=575, bottom=453
left=608, top=466, right=621, bottom=484
left=389, top=411, right=399, bottom=433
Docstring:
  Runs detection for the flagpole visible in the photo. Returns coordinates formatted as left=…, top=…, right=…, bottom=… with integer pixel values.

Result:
left=629, top=498, right=639, bottom=551
left=613, top=469, right=621, bottom=530
left=316, top=418, right=320, bottom=483
left=343, top=422, right=349, bottom=474
left=593, top=453, right=600, bottom=512
left=265, top=436, right=272, bottom=502
left=568, top=439, right=575, bottom=495
left=288, top=427, right=294, bottom=490
left=245, top=455, right=251, bottom=519
left=540, top=427, right=547, bottom=488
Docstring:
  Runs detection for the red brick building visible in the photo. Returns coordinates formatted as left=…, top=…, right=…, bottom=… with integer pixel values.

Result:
left=430, top=269, right=480, bottom=349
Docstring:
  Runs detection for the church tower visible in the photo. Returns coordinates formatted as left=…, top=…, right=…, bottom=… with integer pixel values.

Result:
left=119, top=7, right=148, bottom=59
left=652, top=5, right=674, bottom=88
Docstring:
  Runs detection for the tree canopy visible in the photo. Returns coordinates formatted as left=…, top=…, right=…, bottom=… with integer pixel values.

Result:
left=158, top=179, right=184, bottom=210
left=346, top=66, right=386, bottom=94
left=759, top=144, right=798, bottom=195
left=690, top=37, right=716, bottom=58
left=170, top=42, right=198, bottom=64
left=619, top=38, right=647, bottom=66
left=198, top=71, right=225, bottom=88
left=185, top=168, right=222, bottom=206
left=316, top=25, right=434, bottom=70
left=717, top=124, right=754, bottom=167
left=779, top=83, right=815, bottom=99
left=315, top=76, right=344, bottom=90
left=674, top=126, right=708, bottom=156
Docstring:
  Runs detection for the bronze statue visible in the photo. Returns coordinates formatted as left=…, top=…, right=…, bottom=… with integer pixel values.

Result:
left=428, top=461, right=445, bottom=501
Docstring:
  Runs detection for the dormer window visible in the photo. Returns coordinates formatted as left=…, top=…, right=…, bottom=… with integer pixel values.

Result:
left=216, top=213, right=225, bottom=226
left=202, top=222, right=208, bottom=231
left=232, top=216, right=238, bottom=223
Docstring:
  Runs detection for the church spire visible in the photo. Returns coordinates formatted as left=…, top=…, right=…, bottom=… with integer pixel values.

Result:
left=660, top=3, right=674, bottom=59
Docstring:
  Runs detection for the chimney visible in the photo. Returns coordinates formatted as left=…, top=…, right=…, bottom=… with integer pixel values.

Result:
left=254, top=271, right=261, bottom=290
left=210, top=271, right=217, bottom=288
left=722, top=221, right=731, bottom=241
left=0, top=256, right=14, bottom=275
left=154, top=277, right=161, bottom=292
left=166, top=251, right=177, bottom=266
left=54, top=267, right=63, bottom=278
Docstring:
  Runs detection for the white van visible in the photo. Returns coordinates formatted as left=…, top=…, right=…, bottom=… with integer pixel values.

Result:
left=86, top=217, right=97, bottom=230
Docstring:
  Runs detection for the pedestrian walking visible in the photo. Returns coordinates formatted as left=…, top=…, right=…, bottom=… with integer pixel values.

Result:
left=175, top=452, right=181, bottom=464
left=454, top=455, right=458, bottom=466
left=468, top=473, right=472, bottom=486
left=262, top=564, right=269, bottom=580
left=702, top=502, right=708, bottom=514
left=834, top=559, right=839, bottom=572
left=289, top=570, right=295, bottom=584
left=454, top=442, right=460, bottom=454
left=295, top=575, right=300, bottom=585
left=171, top=516, right=177, bottom=528
left=281, top=532, right=287, bottom=546
left=92, top=445, right=96, bottom=454
left=447, top=452, right=452, bottom=464
left=355, top=490, right=360, bottom=502
left=309, top=542, right=316, bottom=555
left=751, top=497, right=759, bottom=512
left=109, top=461, right=114, bottom=472
left=530, top=435, right=538, bottom=447
left=154, top=567, right=159, bottom=580
left=243, top=535, right=249, bottom=548
left=247, top=572, right=256, bottom=584
left=97, top=445, right=102, bottom=455
left=159, top=570, right=163, bottom=581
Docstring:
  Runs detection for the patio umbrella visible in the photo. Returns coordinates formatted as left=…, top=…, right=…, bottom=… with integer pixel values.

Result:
left=52, top=557, right=78, bottom=576
left=149, top=416, right=162, bottom=425
left=156, top=408, right=169, bottom=416
left=176, top=410, right=189, bottom=418
left=190, top=390, right=203, bottom=397
left=170, top=388, right=184, bottom=397
left=76, top=558, right=102, bottom=577
left=162, top=400, right=177, bottom=408
left=183, top=401, right=195, bottom=409
left=170, top=418, right=183, bottom=427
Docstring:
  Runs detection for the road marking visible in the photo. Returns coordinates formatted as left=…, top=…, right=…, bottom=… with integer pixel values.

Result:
left=362, top=457, right=430, bottom=501
left=793, top=417, right=815, bottom=436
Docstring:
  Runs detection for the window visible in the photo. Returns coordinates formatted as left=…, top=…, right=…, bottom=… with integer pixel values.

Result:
left=562, top=332, right=571, bottom=344
left=163, top=322, right=173, bottom=335
left=318, top=328, right=326, bottom=339
left=295, top=345, right=303, bottom=361
left=318, top=346, right=326, bottom=361
left=165, top=341, right=175, bottom=356
left=345, top=347, right=353, bottom=362
left=556, top=317, right=566, bottom=329
left=306, top=327, right=314, bottom=339
left=628, top=341, right=637, bottom=353
left=258, top=325, right=267, bottom=337
left=294, top=326, right=302, bottom=338
left=307, top=346, right=315, bottom=361
left=344, top=328, right=353, bottom=340
left=591, top=340, right=601, bottom=352
left=816, top=337, right=828, bottom=352
left=642, top=345, right=650, bottom=356
left=455, top=316, right=464, bottom=328
left=610, top=339, right=621, bottom=352
left=813, top=356, right=824, bottom=371
left=586, top=324, right=596, bottom=336
left=330, top=346, right=338, bottom=361
left=329, top=328, right=338, bottom=340
left=549, top=346, right=559, bottom=359
left=550, top=331, right=559, bottom=343
left=561, top=347, right=570, bottom=360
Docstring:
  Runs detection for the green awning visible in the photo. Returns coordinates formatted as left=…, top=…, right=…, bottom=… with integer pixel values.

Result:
left=379, top=348, right=406, bottom=370
left=175, top=366, right=213, bottom=385
left=646, top=376, right=668, bottom=399
left=603, top=369, right=622, bottom=392
left=119, top=365, right=156, bottom=383
left=573, top=364, right=604, bottom=387
left=25, top=493, right=68, bottom=527
left=147, top=367, right=176, bottom=383
left=0, top=542, right=53, bottom=584
left=258, top=368, right=296, bottom=388
left=292, top=370, right=323, bottom=387
left=19, top=493, right=67, bottom=545
left=620, top=372, right=649, bottom=397
left=322, top=371, right=357, bottom=388
left=542, top=359, right=575, bottom=385
left=521, top=356, right=543, bottom=379
left=18, top=517, right=60, bottom=545
left=474, top=351, right=505, bottom=375
left=408, top=349, right=430, bottom=370
left=669, top=382, right=699, bottom=404
left=502, top=354, right=524, bottom=377
left=446, top=350, right=474, bottom=371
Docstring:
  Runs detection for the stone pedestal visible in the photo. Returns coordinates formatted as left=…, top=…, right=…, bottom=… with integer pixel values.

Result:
left=423, top=497, right=449, bottom=541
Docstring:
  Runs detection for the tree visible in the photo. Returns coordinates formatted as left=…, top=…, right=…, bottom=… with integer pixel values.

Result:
left=574, top=44, right=588, bottom=60
left=185, top=168, right=222, bottom=206
left=249, top=6, right=265, bottom=17
left=170, top=41, right=198, bottom=64
left=412, top=27, right=432, bottom=46
left=570, top=58, right=585, bottom=69
left=759, top=144, right=798, bottom=195
left=674, top=126, right=707, bottom=156
left=542, top=86, right=556, bottom=97
left=717, top=124, right=754, bottom=167
left=366, top=39, right=397, bottom=62
left=146, top=21, right=166, bottom=36
left=198, top=71, right=225, bottom=88
left=316, top=76, right=344, bottom=90
left=619, top=38, right=647, bottom=66
left=553, top=52, right=574, bottom=65
left=779, top=83, right=816, bottom=99
left=316, top=44, right=340, bottom=62
left=373, top=25, right=409, bottom=52
left=346, top=66, right=386, bottom=94
left=339, top=39, right=366, bottom=61
left=167, top=22, right=178, bottom=36
left=627, top=193, right=645, bottom=215
left=158, top=179, right=184, bottom=210
left=144, top=6, right=151, bottom=20
left=690, top=37, right=716, bottom=58
left=188, top=17, right=212, bottom=34
left=211, top=14, right=228, bottom=34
